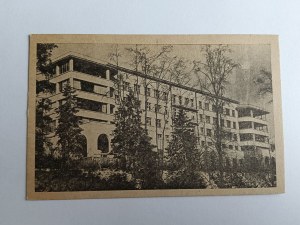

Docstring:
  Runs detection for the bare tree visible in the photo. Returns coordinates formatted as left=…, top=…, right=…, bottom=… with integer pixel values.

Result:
left=193, top=45, right=239, bottom=186
left=108, top=44, right=125, bottom=103
left=126, top=45, right=173, bottom=130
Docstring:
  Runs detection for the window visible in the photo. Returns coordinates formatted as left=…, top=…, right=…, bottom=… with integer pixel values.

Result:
left=134, top=84, right=140, bottom=94
left=212, top=105, right=216, bottom=112
left=60, top=62, right=69, bottom=74
left=226, top=108, right=230, bottom=116
left=156, top=119, right=161, bottom=128
left=199, top=101, right=202, bottom=109
left=97, top=134, right=109, bottom=153
left=200, top=127, right=204, bottom=133
left=155, top=104, right=161, bottom=113
left=81, top=80, right=94, bottom=93
left=172, top=94, right=176, bottom=104
left=185, top=98, right=189, bottom=106
left=239, top=121, right=252, bottom=129
left=240, top=133, right=253, bottom=141
left=201, top=141, right=205, bottom=146
left=235, top=146, right=238, bottom=150
left=213, top=117, right=217, bottom=125
left=77, top=98, right=107, bottom=113
left=179, top=96, right=182, bottom=105
left=233, top=122, right=236, bottom=129
left=59, top=79, right=69, bottom=92
left=145, top=87, right=151, bottom=96
left=232, top=110, right=236, bottom=117
left=206, top=116, right=210, bottom=124
left=206, top=128, right=212, bottom=137
left=109, top=87, right=114, bottom=97
left=154, top=90, right=160, bottom=98
left=110, top=105, right=115, bottom=114
left=222, top=144, right=227, bottom=149
left=229, top=145, right=233, bottom=150
left=166, top=135, right=170, bottom=142
left=146, top=102, right=151, bottom=111
left=255, top=134, right=267, bottom=143
left=191, top=99, right=194, bottom=107
left=226, top=120, right=231, bottom=128
left=146, top=117, right=151, bottom=126
left=162, top=92, right=168, bottom=101
left=233, top=133, right=237, bottom=141
left=221, top=119, right=225, bottom=127
left=123, top=82, right=130, bottom=91
left=205, top=103, right=209, bottom=111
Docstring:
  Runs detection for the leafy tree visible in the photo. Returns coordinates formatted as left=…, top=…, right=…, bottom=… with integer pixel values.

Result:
left=255, top=69, right=272, bottom=95
left=111, top=90, right=160, bottom=189
left=36, top=43, right=57, bottom=94
left=35, top=97, right=53, bottom=168
left=254, top=69, right=273, bottom=104
left=166, top=109, right=204, bottom=188
left=55, top=82, right=83, bottom=165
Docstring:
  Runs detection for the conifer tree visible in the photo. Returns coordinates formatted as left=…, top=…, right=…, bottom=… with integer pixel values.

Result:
left=111, top=90, right=160, bottom=188
left=166, top=109, right=203, bottom=188
left=35, top=97, right=53, bottom=167
left=55, top=82, right=83, bottom=163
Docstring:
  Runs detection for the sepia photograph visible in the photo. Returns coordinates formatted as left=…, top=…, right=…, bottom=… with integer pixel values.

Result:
left=27, top=35, right=284, bottom=199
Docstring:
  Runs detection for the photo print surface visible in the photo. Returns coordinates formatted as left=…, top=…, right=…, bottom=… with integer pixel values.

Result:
left=27, top=35, right=284, bottom=199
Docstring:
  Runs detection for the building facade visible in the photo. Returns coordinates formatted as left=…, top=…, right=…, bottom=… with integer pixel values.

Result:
left=37, top=52, right=275, bottom=167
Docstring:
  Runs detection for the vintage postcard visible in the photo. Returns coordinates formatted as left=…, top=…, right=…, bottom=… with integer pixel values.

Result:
left=27, top=35, right=284, bottom=200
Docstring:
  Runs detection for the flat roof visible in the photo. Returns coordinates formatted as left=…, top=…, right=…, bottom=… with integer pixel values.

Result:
left=51, top=52, right=118, bottom=75
left=236, top=104, right=269, bottom=115
left=52, top=52, right=240, bottom=104
left=107, top=64, right=240, bottom=104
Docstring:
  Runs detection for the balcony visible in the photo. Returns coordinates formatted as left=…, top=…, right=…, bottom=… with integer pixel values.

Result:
left=239, top=128, right=269, bottom=137
left=50, top=71, right=114, bottom=88
left=172, top=103, right=198, bottom=112
left=238, top=116, right=268, bottom=125
left=77, top=109, right=114, bottom=122
left=76, top=90, right=115, bottom=105
left=48, top=89, right=115, bottom=106
left=239, top=141, right=270, bottom=149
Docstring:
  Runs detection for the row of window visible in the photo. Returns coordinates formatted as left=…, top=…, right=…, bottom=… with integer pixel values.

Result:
left=199, top=127, right=238, bottom=140
left=123, top=83, right=238, bottom=116
left=146, top=117, right=164, bottom=128
left=122, top=83, right=169, bottom=101
left=240, top=133, right=269, bottom=143
left=145, top=102, right=168, bottom=114
left=199, top=115, right=237, bottom=129
left=55, top=62, right=70, bottom=75
left=201, top=141, right=239, bottom=150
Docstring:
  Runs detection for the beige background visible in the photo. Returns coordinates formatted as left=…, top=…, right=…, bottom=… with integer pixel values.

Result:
left=0, top=0, right=298, bottom=224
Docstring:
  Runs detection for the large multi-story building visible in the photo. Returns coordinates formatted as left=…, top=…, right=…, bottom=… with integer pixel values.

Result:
left=37, top=52, right=275, bottom=167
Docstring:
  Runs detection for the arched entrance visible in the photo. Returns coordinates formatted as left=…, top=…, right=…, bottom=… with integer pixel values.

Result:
left=97, top=134, right=109, bottom=153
